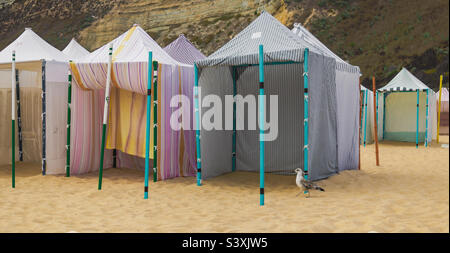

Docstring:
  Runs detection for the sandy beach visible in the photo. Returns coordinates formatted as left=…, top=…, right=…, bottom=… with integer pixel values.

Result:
left=0, top=136, right=448, bottom=233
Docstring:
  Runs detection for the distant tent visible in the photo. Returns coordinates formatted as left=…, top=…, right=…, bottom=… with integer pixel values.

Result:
left=292, top=23, right=361, bottom=168
left=195, top=12, right=360, bottom=205
left=0, top=27, right=69, bottom=175
left=437, top=87, right=449, bottom=135
left=69, top=24, right=197, bottom=186
left=378, top=68, right=437, bottom=146
left=360, top=85, right=376, bottom=145
left=63, top=38, right=90, bottom=60
left=164, top=34, right=206, bottom=65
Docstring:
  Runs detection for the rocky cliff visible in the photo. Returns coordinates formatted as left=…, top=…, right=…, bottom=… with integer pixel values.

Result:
left=0, top=0, right=448, bottom=89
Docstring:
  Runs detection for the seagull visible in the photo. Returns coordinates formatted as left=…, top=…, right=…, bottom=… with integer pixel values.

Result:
left=295, top=168, right=325, bottom=198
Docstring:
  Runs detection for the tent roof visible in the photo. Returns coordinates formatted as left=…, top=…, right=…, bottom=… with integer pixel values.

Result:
left=379, top=68, right=431, bottom=92
left=291, top=23, right=360, bottom=73
left=0, top=28, right=69, bottom=64
left=78, top=24, right=185, bottom=65
left=164, top=34, right=206, bottom=65
left=63, top=38, right=90, bottom=60
left=196, top=11, right=311, bottom=68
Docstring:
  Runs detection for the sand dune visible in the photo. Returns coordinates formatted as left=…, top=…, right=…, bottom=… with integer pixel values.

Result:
left=0, top=137, right=448, bottom=233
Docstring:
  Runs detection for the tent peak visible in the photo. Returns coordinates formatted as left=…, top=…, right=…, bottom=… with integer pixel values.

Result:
left=25, top=27, right=32, bottom=31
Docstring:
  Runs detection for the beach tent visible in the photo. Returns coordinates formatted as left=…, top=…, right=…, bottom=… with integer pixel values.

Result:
left=292, top=23, right=361, bottom=169
left=62, top=38, right=90, bottom=60
left=0, top=27, right=69, bottom=176
left=378, top=68, right=437, bottom=146
left=164, top=34, right=206, bottom=65
left=194, top=12, right=360, bottom=205
left=437, top=87, right=449, bottom=135
left=69, top=25, right=197, bottom=193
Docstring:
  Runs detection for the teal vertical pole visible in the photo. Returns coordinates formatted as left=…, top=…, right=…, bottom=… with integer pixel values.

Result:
left=376, top=91, right=379, bottom=141
left=194, top=64, right=202, bottom=186
left=425, top=89, right=429, bottom=147
left=66, top=65, right=72, bottom=177
left=303, top=48, right=310, bottom=196
left=363, top=90, right=368, bottom=146
left=416, top=90, right=419, bottom=148
left=383, top=92, right=386, bottom=139
left=144, top=51, right=152, bottom=199
left=152, top=61, right=158, bottom=182
left=360, top=90, right=364, bottom=144
left=11, top=50, right=16, bottom=188
left=232, top=67, right=237, bottom=172
left=98, top=44, right=113, bottom=190
left=258, top=44, right=265, bottom=206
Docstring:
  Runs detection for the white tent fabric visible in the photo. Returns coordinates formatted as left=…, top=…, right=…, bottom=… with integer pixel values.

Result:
left=0, top=28, right=69, bottom=63
left=0, top=28, right=69, bottom=174
left=78, top=25, right=184, bottom=65
left=437, top=87, right=449, bottom=112
left=436, top=88, right=448, bottom=135
left=62, top=38, right=90, bottom=60
left=292, top=23, right=360, bottom=171
left=379, top=68, right=430, bottom=91
left=378, top=68, right=436, bottom=144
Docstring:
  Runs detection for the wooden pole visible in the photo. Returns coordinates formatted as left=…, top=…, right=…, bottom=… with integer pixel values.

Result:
left=358, top=78, right=361, bottom=170
left=98, top=43, right=113, bottom=190
left=437, top=75, right=443, bottom=143
left=372, top=76, right=379, bottom=166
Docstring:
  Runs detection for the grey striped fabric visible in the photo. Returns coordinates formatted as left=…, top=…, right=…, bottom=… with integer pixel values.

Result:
left=291, top=23, right=360, bottom=74
left=197, top=12, right=343, bottom=181
left=164, top=34, right=206, bottom=65
left=195, top=12, right=306, bottom=68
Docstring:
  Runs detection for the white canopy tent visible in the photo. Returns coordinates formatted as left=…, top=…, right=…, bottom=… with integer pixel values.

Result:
left=378, top=68, right=437, bottom=147
left=0, top=27, right=69, bottom=177
left=62, top=38, right=90, bottom=60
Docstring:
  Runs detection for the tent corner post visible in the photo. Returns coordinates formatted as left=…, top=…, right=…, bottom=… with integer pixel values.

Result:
left=303, top=48, right=310, bottom=197
left=152, top=60, right=158, bottom=183
left=66, top=66, right=72, bottom=177
left=232, top=66, right=237, bottom=172
left=437, top=75, right=443, bottom=143
left=41, top=59, right=47, bottom=175
left=15, top=69, right=23, bottom=162
left=363, top=89, right=368, bottom=147
left=358, top=78, right=361, bottom=170
left=372, top=76, right=379, bottom=166
left=98, top=43, right=113, bottom=190
left=144, top=51, right=152, bottom=199
left=194, top=64, right=202, bottom=186
left=416, top=89, right=419, bottom=148
left=425, top=89, right=429, bottom=147
left=11, top=50, right=16, bottom=188
left=259, top=44, right=265, bottom=206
